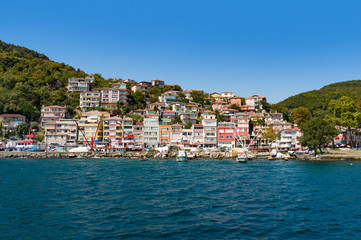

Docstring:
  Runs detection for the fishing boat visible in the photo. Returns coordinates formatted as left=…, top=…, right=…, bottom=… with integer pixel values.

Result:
left=236, top=151, right=248, bottom=163
left=176, top=150, right=188, bottom=162
left=15, top=130, right=42, bottom=151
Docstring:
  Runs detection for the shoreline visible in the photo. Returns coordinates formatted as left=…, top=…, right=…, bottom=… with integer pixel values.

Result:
left=1, top=151, right=361, bottom=161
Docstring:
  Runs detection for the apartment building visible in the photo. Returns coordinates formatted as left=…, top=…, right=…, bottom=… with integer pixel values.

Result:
left=77, top=111, right=110, bottom=143
left=218, top=122, right=236, bottom=149
left=170, top=124, right=182, bottom=145
left=151, top=79, right=164, bottom=88
left=131, top=84, right=147, bottom=94
left=159, top=119, right=171, bottom=146
left=67, top=76, right=92, bottom=92
left=0, top=114, right=26, bottom=133
left=133, top=122, right=144, bottom=150
left=143, top=116, right=159, bottom=148
left=80, top=91, right=101, bottom=110
left=103, top=116, right=123, bottom=144
left=202, top=111, right=217, bottom=148
left=97, top=88, right=127, bottom=104
left=44, top=119, right=78, bottom=146
left=231, top=113, right=250, bottom=144
left=40, top=105, right=67, bottom=127
left=192, top=124, right=204, bottom=146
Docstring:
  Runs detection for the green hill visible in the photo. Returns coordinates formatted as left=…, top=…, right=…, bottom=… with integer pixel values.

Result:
left=0, top=40, right=107, bottom=121
left=275, top=80, right=361, bottom=117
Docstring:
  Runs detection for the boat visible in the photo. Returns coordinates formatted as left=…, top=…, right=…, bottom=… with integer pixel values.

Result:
left=15, top=130, right=42, bottom=151
left=236, top=151, right=248, bottom=163
left=176, top=150, right=188, bottom=162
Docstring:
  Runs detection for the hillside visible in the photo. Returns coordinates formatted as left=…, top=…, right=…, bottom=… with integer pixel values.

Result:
left=0, top=40, right=112, bottom=121
left=275, top=80, right=361, bottom=117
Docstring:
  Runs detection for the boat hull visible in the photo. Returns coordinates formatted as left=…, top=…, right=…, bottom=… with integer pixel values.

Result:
left=176, top=156, right=188, bottom=162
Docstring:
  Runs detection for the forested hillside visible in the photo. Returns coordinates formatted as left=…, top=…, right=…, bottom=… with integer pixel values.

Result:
left=0, top=40, right=108, bottom=120
left=275, top=80, right=361, bottom=117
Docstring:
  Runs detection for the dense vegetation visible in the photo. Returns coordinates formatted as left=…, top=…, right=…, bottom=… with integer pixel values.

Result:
left=0, top=40, right=110, bottom=121
left=275, top=80, right=361, bottom=118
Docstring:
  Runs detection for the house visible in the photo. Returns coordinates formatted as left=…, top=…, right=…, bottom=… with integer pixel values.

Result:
left=143, top=116, right=159, bottom=148
left=80, top=91, right=101, bottom=110
left=185, top=104, right=198, bottom=112
left=275, top=128, right=302, bottom=152
left=100, top=103, right=117, bottom=112
left=44, top=119, right=78, bottom=146
left=221, top=91, right=235, bottom=100
left=183, top=90, right=193, bottom=100
left=67, top=77, right=91, bottom=92
left=0, top=114, right=26, bottom=133
left=172, top=102, right=186, bottom=115
left=269, top=121, right=293, bottom=132
left=180, top=112, right=197, bottom=124
left=110, top=82, right=127, bottom=89
left=245, top=95, right=267, bottom=107
left=210, top=93, right=225, bottom=102
left=131, top=84, right=147, bottom=94
left=212, top=101, right=228, bottom=111
left=240, top=105, right=256, bottom=113
left=182, top=129, right=193, bottom=144
left=230, top=97, right=243, bottom=107
left=77, top=111, right=110, bottom=143
left=123, top=79, right=137, bottom=84
left=41, top=105, right=67, bottom=127
left=265, top=112, right=283, bottom=124
left=158, top=91, right=180, bottom=105
left=202, top=111, right=217, bottom=148
left=95, top=88, right=128, bottom=104
left=151, top=79, right=165, bottom=88
left=161, top=110, right=176, bottom=121
left=171, top=124, right=183, bottom=145
left=218, top=122, right=236, bottom=149
left=133, top=109, right=146, bottom=116
left=139, top=81, right=152, bottom=87
left=220, top=109, right=239, bottom=122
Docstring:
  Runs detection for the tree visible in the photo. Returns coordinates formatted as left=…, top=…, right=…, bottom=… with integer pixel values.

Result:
left=327, top=96, right=361, bottom=147
left=173, top=85, right=182, bottom=91
left=301, top=118, right=339, bottom=155
left=263, top=126, right=280, bottom=144
left=184, top=121, right=192, bottom=129
left=228, top=104, right=240, bottom=110
left=15, top=122, right=31, bottom=138
left=260, top=100, right=271, bottom=112
left=190, top=90, right=205, bottom=106
left=172, top=116, right=182, bottom=124
left=293, top=107, right=311, bottom=130
left=176, top=92, right=189, bottom=103
left=215, top=110, right=224, bottom=122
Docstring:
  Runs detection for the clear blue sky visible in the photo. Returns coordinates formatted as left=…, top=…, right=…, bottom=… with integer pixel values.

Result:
left=2, top=0, right=361, bottom=103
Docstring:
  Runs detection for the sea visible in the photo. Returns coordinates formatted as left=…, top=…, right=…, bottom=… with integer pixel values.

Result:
left=1, top=158, right=361, bottom=239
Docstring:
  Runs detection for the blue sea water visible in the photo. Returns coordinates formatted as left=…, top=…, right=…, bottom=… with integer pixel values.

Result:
left=1, top=158, right=361, bottom=239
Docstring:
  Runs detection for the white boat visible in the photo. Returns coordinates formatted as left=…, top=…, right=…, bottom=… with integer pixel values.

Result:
left=176, top=150, right=188, bottom=162
left=236, top=151, right=248, bottom=163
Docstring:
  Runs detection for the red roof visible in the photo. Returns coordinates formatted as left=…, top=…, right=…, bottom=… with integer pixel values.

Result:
left=0, top=114, right=25, bottom=118
left=43, top=105, right=66, bottom=109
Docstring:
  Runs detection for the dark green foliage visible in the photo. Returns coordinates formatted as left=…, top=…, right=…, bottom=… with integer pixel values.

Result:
left=228, top=104, right=239, bottom=110
left=15, top=122, right=31, bottom=138
left=301, top=118, right=339, bottom=155
left=293, top=107, right=311, bottom=130
left=215, top=110, right=224, bottom=122
left=184, top=121, right=192, bottom=129
left=128, top=90, right=146, bottom=110
left=129, top=114, right=144, bottom=122
left=91, top=73, right=110, bottom=88
left=276, top=80, right=361, bottom=117
left=172, top=115, right=182, bottom=124
left=0, top=40, right=87, bottom=121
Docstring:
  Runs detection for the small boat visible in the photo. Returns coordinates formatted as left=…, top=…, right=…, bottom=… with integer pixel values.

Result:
left=176, top=150, right=188, bottom=162
left=236, top=151, right=248, bottom=163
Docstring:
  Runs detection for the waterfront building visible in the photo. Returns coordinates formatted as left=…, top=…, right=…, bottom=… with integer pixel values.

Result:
left=44, top=119, right=78, bottom=146
left=143, top=116, right=159, bottom=148
left=77, top=111, right=110, bottom=143
left=202, top=111, right=218, bottom=148
left=191, top=124, right=204, bottom=147
left=0, top=114, right=26, bottom=133
left=133, top=122, right=144, bottom=150
left=102, top=116, right=123, bottom=144
left=40, top=105, right=67, bottom=128
left=159, top=119, right=172, bottom=146
left=231, top=113, right=250, bottom=143
left=218, top=122, right=236, bottom=149
left=80, top=91, right=101, bottom=110
left=276, top=128, right=302, bottom=152
left=170, top=124, right=183, bottom=145
left=182, top=129, right=193, bottom=144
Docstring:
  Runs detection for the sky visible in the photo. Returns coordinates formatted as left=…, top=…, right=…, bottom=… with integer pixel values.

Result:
left=2, top=0, right=361, bottom=103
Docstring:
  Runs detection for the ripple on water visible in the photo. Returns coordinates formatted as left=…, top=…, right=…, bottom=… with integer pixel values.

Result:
left=1, top=158, right=361, bottom=239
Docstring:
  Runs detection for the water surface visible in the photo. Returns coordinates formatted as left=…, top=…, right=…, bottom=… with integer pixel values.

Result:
left=1, top=158, right=361, bottom=239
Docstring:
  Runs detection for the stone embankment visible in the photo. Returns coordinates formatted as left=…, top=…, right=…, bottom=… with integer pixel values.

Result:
left=1, top=150, right=361, bottom=160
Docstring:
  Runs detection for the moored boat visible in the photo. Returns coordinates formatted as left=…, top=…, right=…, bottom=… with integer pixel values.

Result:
left=236, top=151, right=248, bottom=163
left=176, top=150, right=188, bottom=162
